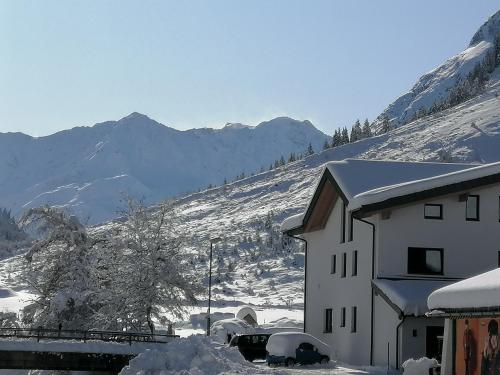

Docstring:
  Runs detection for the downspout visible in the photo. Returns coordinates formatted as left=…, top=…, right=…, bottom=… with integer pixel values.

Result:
left=396, top=315, right=406, bottom=370
left=288, top=233, right=308, bottom=333
left=354, top=217, right=376, bottom=366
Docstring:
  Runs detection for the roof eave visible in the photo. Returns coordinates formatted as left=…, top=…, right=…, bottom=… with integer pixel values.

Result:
left=353, top=171, right=500, bottom=218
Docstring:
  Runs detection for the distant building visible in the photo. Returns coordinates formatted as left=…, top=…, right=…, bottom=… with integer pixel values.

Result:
left=282, top=159, right=500, bottom=369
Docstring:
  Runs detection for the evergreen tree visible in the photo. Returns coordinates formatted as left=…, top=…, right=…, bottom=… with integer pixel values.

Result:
left=380, top=115, right=391, bottom=134
left=362, top=119, right=372, bottom=138
left=279, top=155, right=286, bottom=166
left=306, top=143, right=314, bottom=156
left=341, top=127, right=350, bottom=144
left=350, top=119, right=362, bottom=143
left=332, top=130, right=341, bottom=147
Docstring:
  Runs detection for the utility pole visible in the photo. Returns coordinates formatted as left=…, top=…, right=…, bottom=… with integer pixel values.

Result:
left=207, top=237, right=221, bottom=336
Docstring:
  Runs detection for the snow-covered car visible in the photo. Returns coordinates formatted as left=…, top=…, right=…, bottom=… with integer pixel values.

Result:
left=265, top=332, right=330, bottom=366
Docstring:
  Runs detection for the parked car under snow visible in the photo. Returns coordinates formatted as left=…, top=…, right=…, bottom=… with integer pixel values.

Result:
left=265, top=332, right=330, bottom=367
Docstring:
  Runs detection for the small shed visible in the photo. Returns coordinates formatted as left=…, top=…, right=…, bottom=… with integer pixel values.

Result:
left=236, top=306, right=258, bottom=327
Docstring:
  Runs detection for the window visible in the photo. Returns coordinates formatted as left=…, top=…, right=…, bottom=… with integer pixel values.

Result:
left=498, top=251, right=500, bottom=268
left=466, top=195, right=480, bottom=221
left=341, top=253, right=347, bottom=278
left=348, top=214, right=354, bottom=242
left=352, top=251, right=358, bottom=276
left=408, top=247, right=443, bottom=275
left=324, top=308, right=333, bottom=333
left=341, top=203, right=346, bottom=243
left=340, top=307, right=346, bottom=327
left=331, top=254, right=336, bottom=274
left=424, top=204, right=443, bottom=220
left=298, top=342, right=314, bottom=351
left=351, top=306, right=357, bottom=333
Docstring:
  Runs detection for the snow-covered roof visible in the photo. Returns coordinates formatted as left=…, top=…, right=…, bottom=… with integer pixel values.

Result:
left=326, top=159, right=475, bottom=203
left=373, top=279, right=453, bottom=317
left=280, top=212, right=304, bottom=232
left=281, top=158, right=478, bottom=232
left=428, top=268, right=500, bottom=311
left=350, top=160, right=500, bottom=211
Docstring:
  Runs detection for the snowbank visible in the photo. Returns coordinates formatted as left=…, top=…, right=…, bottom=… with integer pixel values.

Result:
left=402, top=357, right=438, bottom=375
left=119, top=335, right=264, bottom=375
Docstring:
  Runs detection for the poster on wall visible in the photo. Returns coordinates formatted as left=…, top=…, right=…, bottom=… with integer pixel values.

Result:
left=455, top=318, right=500, bottom=375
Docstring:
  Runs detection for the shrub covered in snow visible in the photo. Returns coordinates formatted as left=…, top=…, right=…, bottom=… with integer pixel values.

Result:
left=402, top=357, right=438, bottom=375
left=119, top=335, right=262, bottom=375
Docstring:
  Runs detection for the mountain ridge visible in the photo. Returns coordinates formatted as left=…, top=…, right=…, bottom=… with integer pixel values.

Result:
left=0, top=114, right=330, bottom=224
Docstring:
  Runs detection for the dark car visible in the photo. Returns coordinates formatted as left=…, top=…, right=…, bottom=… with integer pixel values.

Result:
left=229, top=333, right=271, bottom=362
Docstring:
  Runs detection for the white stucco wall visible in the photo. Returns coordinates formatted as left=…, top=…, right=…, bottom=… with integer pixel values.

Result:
left=304, top=198, right=373, bottom=365
left=376, top=184, right=500, bottom=279
left=373, top=292, right=399, bottom=368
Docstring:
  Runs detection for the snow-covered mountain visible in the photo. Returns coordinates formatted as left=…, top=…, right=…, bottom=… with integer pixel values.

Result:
left=374, top=10, right=500, bottom=130
left=0, top=114, right=329, bottom=224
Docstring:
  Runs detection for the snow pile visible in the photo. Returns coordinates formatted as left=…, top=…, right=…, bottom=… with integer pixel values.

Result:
left=402, top=357, right=438, bottom=375
left=266, top=332, right=330, bottom=358
left=119, top=335, right=265, bottom=375
left=236, top=306, right=257, bottom=324
left=210, top=318, right=254, bottom=343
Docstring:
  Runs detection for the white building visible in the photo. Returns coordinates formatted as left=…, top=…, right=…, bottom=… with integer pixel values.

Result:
left=281, top=159, right=500, bottom=369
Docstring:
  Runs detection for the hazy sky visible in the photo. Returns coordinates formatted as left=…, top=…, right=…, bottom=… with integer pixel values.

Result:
left=1, top=1, right=499, bottom=137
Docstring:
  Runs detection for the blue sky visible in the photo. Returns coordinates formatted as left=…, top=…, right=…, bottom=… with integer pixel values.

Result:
left=1, top=1, right=499, bottom=136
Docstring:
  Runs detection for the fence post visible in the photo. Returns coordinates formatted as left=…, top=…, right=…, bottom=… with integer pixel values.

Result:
left=129, top=334, right=132, bottom=346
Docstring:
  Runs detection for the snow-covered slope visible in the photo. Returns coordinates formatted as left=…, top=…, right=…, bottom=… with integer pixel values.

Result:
left=1, top=55, right=500, bottom=333
left=0, top=114, right=329, bottom=224
left=374, top=10, right=500, bottom=129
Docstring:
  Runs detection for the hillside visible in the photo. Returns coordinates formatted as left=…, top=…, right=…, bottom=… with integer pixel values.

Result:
left=374, top=10, right=500, bottom=130
left=0, top=114, right=329, bottom=224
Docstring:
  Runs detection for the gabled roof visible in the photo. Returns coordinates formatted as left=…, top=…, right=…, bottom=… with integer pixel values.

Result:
left=428, top=268, right=500, bottom=312
left=282, top=159, right=500, bottom=234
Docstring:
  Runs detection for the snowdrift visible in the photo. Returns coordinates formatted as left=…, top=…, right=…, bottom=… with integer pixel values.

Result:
left=119, top=335, right=267, bottom=375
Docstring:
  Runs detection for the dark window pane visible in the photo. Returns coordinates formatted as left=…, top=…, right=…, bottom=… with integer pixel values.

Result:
left=466, top=195, right=479, bottom=221
left=341, top=253, right=346, bottom=278
left=351, top=307, right=357, bottom=333
left=352, top=251, right=358, bottom=276
left=340, top=307, right=346, bottom=327
left=424, top=204, right=442, bottom=219
left=331, top=254, right=336, bottom=274
left=408, top=247, right=443, bottom=275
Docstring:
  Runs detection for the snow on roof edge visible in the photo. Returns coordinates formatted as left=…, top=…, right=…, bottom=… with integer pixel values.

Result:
left=349, top=160, right=500, bottom=212
left=428, top=268, right=500, bottom=311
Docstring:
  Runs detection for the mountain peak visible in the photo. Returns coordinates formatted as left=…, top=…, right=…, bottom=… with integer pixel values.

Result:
left=469, top=10, right=500, bottom=47
left=120, top=112, right=152, bottom=122
left=223, top=122, right=252, bottom=130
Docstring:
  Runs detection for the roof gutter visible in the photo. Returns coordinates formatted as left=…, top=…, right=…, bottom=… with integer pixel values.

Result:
left=355, top=217, right=376, bottom=365
left=286, top=233, right=308, bottom=333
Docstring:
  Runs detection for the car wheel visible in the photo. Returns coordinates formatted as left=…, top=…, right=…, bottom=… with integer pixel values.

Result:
left=285, top=358, right=295, bottom=367
left=320, top=356, right=329, bottom=364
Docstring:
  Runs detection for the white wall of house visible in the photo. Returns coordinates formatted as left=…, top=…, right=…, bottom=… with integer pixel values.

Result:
left=372, top=292, right=400, bottom=367
left=303, top=197, right=373, bottom=365
left=376, top=184, right=500, bottom=279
